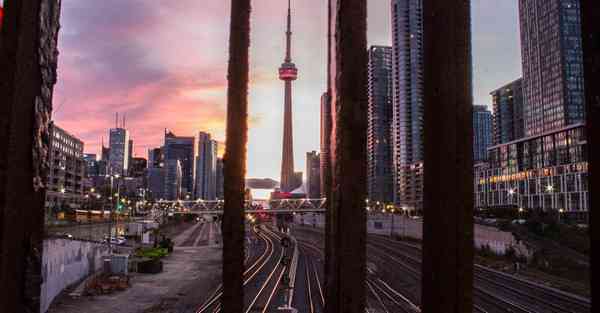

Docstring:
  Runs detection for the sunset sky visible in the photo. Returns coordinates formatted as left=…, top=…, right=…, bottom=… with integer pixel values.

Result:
left=53, top=0, right=522, bottom=180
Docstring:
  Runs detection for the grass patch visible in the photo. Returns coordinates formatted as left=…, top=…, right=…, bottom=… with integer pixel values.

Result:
left=136, top=247, right=169, bottom=259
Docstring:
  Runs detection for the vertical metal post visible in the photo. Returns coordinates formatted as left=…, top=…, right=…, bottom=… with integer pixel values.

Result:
left=580, top=0, right=599, bottom=308
left=222, top=1, right=251, bottom=312
left=421, top=0, right=474, bottom=312
left=326, top=1, right=368, bottom=312
left=0, top=1, right=62, bottom=312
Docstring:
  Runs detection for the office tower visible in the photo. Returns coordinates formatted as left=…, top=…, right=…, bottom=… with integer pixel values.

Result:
left=472, top=105, right=493, bottom=163
left=216, top=157, right=224, bottom=200
left=491, top=78, right=525, bottom=145
left=195, top=132, right=218, bottom=200
left=367, top=45, right=394, bottom=203
left=148, top=147, right=164, bottom=168
left=164, top=159, right=182, bottom=200
left=279, top=0, right=299, bottom=192
left=306, top=151, right=321, bottom=199
left=129, top=157, right=147, bottom=178
left=83, top=153, right=99, bottom=177
left=109, top=127, right=130, bottom=176
left=319, top=92, right=331, bottom=198
left=391, top=0, right=424, bottom=210
left=519, top=0, right=585, bottom=136
left=128, top=139, right=133, bottom=174
left=163, top=130, right=195, bottom=197
left=45, top=123, right=85, bottom=210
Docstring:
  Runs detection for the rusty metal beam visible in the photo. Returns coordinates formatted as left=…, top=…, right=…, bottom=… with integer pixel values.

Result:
left=326, top=1, right=368, bottom=312
left=222, top=0, right=251, bottom=312
left=580, top=0, right=599, bottom=308
left=421, top=0, right=474, bottom=312
left=0, top=1, right=62, bottom=312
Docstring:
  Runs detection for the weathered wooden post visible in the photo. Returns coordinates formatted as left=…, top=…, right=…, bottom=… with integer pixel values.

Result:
left=222, top=0, right=251, bottom=312
left=421, top=0, right=474, bottom=312
left=581, top=0, right=599, bottom=308
left=326, top=1, right=368, bottom=312
left=0, top=1, right=62, bottom=312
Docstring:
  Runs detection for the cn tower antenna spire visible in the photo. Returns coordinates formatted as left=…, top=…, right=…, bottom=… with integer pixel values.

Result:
left=285, top=0, right=292, bottom=62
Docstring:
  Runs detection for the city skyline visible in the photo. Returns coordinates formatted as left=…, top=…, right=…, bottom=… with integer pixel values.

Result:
left=53, top=0, right=521, bottom=180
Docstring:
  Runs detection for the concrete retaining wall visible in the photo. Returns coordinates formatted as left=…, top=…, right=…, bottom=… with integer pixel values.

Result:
left=41, top=238, right=109, bottom=313
left=294, top=213, right=530, bottom=256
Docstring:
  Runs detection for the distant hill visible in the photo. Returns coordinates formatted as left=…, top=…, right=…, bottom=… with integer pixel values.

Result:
left=246, top=178, right=279, bottom=189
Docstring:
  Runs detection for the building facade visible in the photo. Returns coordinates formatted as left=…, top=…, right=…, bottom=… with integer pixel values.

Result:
left=148, top=147, right=164, bottom=168
left=519, top=0, right=585, bottom=136
left=164, top=159, right=182, bottom=200
left=83, top=153, right=99, bottom=177
left=129, top=157, right=147, bottom=178
left=367, top=45, right=394, bottom=203
left=473, top=105, right=493, bottom=163
left=46, top=123, right=85, bottom=211
left=491, top=78, right=525, bottom=145
left=306, top=151, right=321, bottom=199
left=319, top=92, right=331, bottom=198
left=391, top=0, right=424, bottom=210
left=164, top=131, right=195, bottom=197
left=195, top=132, right=218, bottom=200
left=108, top=128, right=130, bottom=176
left=475, top=124, right=588, bottom=219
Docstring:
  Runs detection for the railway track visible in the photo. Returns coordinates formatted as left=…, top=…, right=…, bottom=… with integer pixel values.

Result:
left=196, top=225, right=278, bottom=313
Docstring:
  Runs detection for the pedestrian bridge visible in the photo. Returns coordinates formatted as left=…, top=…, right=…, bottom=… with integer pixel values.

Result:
left=147, top=198, right=327, bottom=215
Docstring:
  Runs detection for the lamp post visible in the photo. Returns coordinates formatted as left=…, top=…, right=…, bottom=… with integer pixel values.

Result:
left=558, top=208, right=564, bottom=224
left=518, top=207, right=524, bottom=220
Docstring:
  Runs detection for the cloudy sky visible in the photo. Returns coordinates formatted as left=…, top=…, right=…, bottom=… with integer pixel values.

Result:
left=53, top=0, right=522, bottom=180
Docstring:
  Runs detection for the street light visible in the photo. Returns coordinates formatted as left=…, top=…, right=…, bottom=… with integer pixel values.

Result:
left=518, top=207, right=524, bottom=220
left=558, top=208, right=564, bottom=223
left=546, top=185, right=554, bottom=192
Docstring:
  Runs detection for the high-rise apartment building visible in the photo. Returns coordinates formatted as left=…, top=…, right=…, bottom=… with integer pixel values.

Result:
left=45, top=123, right=85, bottom=210
left=476, top=0, right=588, bottom=219
left=473, top=105, right=493, bottom=163
left=367, top=45, right=394, bottom=203
left=164, top=131, right=195, bottom=197
left=519, top=0, right=585, bottom=136
left=391, top=0, right=424, bottom=210
left=109, top=128, right=130, bottom=176
left=306, top=151, right=321, bottom=199
left=491, top=78, right=525, bottom=145
left=195, top=132, right=218, bottom=200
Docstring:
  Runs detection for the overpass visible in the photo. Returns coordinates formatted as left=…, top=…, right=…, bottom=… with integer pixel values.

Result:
left=145, top=198, right=327, bottom=215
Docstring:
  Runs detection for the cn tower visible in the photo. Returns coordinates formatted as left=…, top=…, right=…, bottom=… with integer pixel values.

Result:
left=279, top=0, right=298, bottom=192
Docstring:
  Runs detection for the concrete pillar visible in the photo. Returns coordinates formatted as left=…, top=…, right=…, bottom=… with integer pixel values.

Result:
left=420, top=1, right=474, bottom=312
left=222, top=1, right=251, bottom=312
left=0, top=1, right=62, bottom=312
left=326, top=1, right=368, bottom=312
left=581, top=0, right=599, bottom=308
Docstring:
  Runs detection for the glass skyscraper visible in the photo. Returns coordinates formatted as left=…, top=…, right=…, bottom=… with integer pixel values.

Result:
left=367, top=45, right=394, bottom=203
left=519, top=0, right=585, bottom=136
left=491, top=78, right=525, bottom=145
left=472, top=105, right=493, bottom=164
left=391, top=0, right=424, bottom=210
